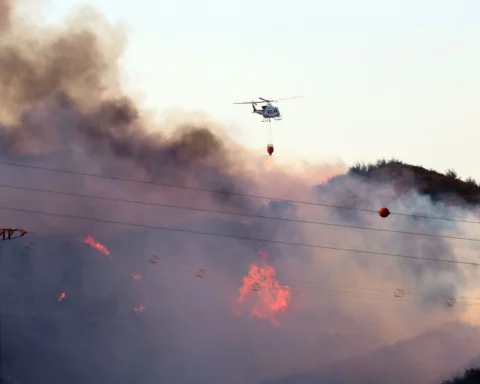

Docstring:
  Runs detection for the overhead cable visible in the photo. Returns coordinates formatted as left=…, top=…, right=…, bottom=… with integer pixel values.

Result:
left=0, top=160, right=478, bottom=224
left=2, top=205, right=480, bottom=266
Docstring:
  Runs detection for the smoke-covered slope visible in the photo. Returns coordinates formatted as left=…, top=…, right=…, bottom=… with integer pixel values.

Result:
left=264, top=322, right=480, bottom=384
left=347, top=159, right=480, bottom=205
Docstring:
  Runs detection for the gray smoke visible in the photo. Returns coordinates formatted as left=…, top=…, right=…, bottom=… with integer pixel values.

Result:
left=0, top=0, right=11, bottom=33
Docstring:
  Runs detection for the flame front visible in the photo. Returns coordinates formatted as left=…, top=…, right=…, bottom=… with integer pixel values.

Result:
left=83, top=236, right=111, bottom=258
left=132, top=273, right=143, bottom=280
left=58, top=292, right=66, bottom=302
left=237, top=258, right=291, bottom=326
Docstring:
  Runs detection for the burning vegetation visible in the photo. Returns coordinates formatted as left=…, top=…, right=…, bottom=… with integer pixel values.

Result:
left=83, top=236, right=111, bottom=258
left=236, top=250, right=291, bottom=325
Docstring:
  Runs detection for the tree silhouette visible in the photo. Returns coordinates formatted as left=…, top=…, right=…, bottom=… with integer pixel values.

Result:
left=346, top=158, right=480, bottom=204
left=443, top=367, right=480, bottom=383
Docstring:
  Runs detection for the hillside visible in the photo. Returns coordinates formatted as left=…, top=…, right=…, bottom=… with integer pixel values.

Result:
left=2, top=155, right=480, bottom=383
left=277, top=159, right=480, bottom=384
left=350, top=159, right=480, bottom=384
left=346, top=159, right=480, bottom=205
left=264, top=322, right=480, bottom=384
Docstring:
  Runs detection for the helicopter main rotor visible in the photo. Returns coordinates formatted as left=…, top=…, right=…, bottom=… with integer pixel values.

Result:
left=233, top=96, right=302, bottom=105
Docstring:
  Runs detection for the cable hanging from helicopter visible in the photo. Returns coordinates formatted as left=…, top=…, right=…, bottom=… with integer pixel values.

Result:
left=233, top=96, right=302, bottom=156
left=267, top=120, right=274, bottom=156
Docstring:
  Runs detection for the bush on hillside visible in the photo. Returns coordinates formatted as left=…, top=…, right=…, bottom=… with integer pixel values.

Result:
left=346, top=158, right=480, bottom=205
left=442, top=367, right=480, bottom=383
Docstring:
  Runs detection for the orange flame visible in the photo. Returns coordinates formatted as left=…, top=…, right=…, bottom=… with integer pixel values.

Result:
left=237, top=257, right=291, bottom=326
left=58, top=292, right=66, bottom=302
left=132, top=273, right=143, bottom=280
left=83, top=236, right=111, bottom=258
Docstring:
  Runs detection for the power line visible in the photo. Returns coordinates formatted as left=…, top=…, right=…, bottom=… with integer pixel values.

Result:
left=1, top=183, right=479, bottom=243
left=0, top=160, right=478, bottom=224
left=156, top=261, right=480, bottom=309
left=157, top=256, right=480, bottom=303
left=5, top=192, right=474, bottom=303
left=3, top=205, right=480, bottom=266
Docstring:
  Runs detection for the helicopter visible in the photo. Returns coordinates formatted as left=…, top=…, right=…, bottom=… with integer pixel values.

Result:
left=233, top=96, right=302, bottom=122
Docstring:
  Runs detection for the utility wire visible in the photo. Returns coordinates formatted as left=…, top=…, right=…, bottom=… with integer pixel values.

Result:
left=154, top=261, right=480, bottom=309
left=156, top=256, right=480, bottom=303
left=0, top=160, right=478, bottom=224
left=3, top=205, right=480, bottom=266
left=0, top=183, right=479, bottom=243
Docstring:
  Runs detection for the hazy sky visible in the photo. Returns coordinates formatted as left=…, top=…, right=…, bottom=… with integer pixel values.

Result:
left=40, top=0, right=480, bottom=179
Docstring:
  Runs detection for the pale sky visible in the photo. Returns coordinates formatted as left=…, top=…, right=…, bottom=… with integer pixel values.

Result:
left=38, top=0, right=480, bottom=180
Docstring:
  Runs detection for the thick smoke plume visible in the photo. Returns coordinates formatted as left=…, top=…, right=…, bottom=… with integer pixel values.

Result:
left=0, top=1, right=479, bottom=383
left=0, top=0, right=11, bottom=33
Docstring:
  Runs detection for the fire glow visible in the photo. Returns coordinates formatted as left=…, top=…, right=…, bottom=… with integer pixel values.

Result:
left=134, top=304, right=146, bottom=313
left=83, top=236, right=111, bottom=258
left=237, top=252, right=291, bottom=326
left=134, top=300, right=147, bottom=313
